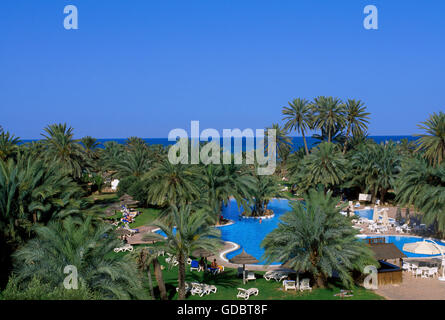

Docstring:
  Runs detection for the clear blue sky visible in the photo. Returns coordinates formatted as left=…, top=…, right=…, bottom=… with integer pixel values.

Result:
left=1, top=0, right=444, bottom=139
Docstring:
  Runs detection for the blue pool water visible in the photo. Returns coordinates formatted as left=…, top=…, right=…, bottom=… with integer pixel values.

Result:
left=355, top=209, right=374, bottom=220
left=360, top=235, right=445, bottom=258
left=157, top=199, right=445, bottom=264
left=220, top=198, right=293, bottom=265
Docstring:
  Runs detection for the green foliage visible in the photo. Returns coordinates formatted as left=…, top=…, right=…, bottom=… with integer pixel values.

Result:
left=282, top=98, right=312, bottom=155
left=12, top=216, right=148, bottom=299
left=0, top=131, right=21, bottom=161
left=416, top=111, right=445, bottom=167
left=349, top=142, right=401, bottom=201
left=291, top=142, right=347, bottom=193
left=41, top=123, right=88, bottom=179
left=261, top=189, right=377, bottom=288
left=0, top=275, right=100, bottom=300
left=395, top=157, right=445, bottom=231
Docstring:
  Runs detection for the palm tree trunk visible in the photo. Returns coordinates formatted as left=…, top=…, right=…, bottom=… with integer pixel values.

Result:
left=177, top=253, right=187, bottom=300
left=153, top=258, right=167, bottom=300
left=147, top=265, right=155, bottom=299
left=342, top=124, right=351, bottom=154
left=302, top=130, right=309, bottom=155
left=32, top=212, right=37, bottom=224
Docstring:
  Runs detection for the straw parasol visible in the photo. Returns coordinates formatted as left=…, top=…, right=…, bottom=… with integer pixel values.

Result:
left=403, top=239, right=445, bottom=281
left=192, top=248, right=213, bottom=258
left=372, top=205, right=379, bottom=222
left=229, top=249, right=259, bottom=284
left=403, top=240, right=445, bottom=255
left=382, top=209, right=389, bottom=226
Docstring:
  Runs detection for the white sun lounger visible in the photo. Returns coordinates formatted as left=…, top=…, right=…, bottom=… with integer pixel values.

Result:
left=283, top=280, right=297, bottom=291
left=236, top=288, right=259, bottom=300
left=247, top=271, right=256, bottom=281
left=299, top=278, right=312, bottom=292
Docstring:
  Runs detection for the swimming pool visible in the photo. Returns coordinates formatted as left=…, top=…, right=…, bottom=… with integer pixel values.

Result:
left=355, top=209, right=374, bottom=220
left=219, top=198, right=292, bottom=265
left=157, top=199, right=445, bottom=264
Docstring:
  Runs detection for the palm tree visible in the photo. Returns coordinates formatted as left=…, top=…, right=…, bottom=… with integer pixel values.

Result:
left=342, top=99, right=370, bottom=154
left=248, top=173, right=285, bottom=217
left=200, top=163, right=255, bottom=223
left=0, top=153, right=82, bottom=234
left=143, top=159, right=202, bottom=207
left=114, top=144, right=152, bottom=178
left=350, top=142, right=401, bottom=202
left=293, top=142, right=347, bottom=193
left=312, top=96, right=345, bottom=143
left=261, top=189, right=377, bottom=288
left=0, top=131, right=21, bottom=161
left=12, top=216, right=147, bottom=299
left=41, top=123, right=87, bottom=179
left=144, top=205, right=222, bottom=300
left=134, top=247, right=156, bottom=299
left=282, top=98, right=312, bottom=155
left=265, top=123, right=292, bottom=164
left=80, top=136, right=101, bottom=161
left=395, top=157, right=445, bottom=232
left=415, top=111, right=445, bottom=167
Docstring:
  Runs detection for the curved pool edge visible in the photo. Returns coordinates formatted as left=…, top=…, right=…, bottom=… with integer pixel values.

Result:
left=360, top=233, right=445, bottom=259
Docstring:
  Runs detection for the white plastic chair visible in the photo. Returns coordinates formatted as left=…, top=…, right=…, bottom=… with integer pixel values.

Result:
left=283, top=280, right=297, bottom=291
left=299, top=278, right=312, bottom=292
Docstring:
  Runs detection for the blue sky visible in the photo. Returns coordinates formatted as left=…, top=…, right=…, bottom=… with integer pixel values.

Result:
left=0, top=0, right=444, bottom=138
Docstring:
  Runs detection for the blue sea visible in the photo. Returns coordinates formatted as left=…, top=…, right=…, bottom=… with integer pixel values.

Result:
left=21, top=136, right=418, bottom=152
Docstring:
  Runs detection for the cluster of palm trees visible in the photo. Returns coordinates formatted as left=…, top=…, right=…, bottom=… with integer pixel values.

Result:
left=0, top=104, right=443, bottom=299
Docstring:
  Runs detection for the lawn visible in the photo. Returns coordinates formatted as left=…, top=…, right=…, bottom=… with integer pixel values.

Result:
left=130, top=208, right=161, bottom=228
left=124, top=248, right=384, bottom=300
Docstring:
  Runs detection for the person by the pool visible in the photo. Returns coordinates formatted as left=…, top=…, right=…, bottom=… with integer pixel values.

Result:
left=211, top=259, right=224, bottom=272
left=259, top=218, right=262, bottom=224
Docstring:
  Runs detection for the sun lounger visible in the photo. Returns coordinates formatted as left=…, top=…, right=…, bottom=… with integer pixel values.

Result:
left=299, top=278, right=312, bottom=292
left=236, top=288, right=259, bottom=300
left=247, top=271, right=256, bottom=281
left=190, top=260, right=201, bottom=272
left=283, top=280, right=297, bottom=291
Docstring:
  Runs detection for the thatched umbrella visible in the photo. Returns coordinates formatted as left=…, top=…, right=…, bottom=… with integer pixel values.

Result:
left=229, top=250, right=259, bottom=284
left=192, top=249, right=214, bottom=272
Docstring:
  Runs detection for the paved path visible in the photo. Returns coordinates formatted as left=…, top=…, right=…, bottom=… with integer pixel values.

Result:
left=375, top=271, right=445, bottom=300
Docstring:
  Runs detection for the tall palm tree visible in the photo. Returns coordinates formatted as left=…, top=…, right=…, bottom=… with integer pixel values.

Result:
left=312, top=96, right=345, bottom=143
left=134, top=247, right=156, bottom=299
left=144, top=205, right=222, bottom=300
left=261, top=189, right=377, bottom=288
left=282, top=98, right=313, bottom=155
left=293, top=142, right=347, bottom=193
left=0, top=131, right=21, bottom=161
left=12, top=216, right=147, bottom=299
left=415, top=111, right=445, bottom=167
left=41, top=123, right=87, bottom=179
left=342, top=99, right=370, bottom=154
left=143, top=159, right=202, bottom=207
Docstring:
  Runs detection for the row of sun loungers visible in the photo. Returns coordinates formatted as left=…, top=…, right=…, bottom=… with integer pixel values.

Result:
left=176, top=282, right=218, bottom=297
left=113, top=243, right=133, bottom=253
left=263, top=270, right=289, bottom=282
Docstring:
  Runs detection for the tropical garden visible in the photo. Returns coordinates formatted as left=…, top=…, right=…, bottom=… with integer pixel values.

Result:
left=0, top=99, right=444, bottom=300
